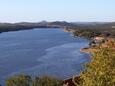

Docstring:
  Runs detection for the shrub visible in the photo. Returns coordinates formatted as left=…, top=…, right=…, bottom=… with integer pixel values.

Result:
left=6, top=75, right=62, bottom=86
left=75, top=39, right=115, bottom=86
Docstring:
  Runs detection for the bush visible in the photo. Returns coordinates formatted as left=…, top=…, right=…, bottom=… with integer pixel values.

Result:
left=75, top=39, right=115, bottom=86
left=32, top=76, right=62, bottom=86
left=6, top=75, right=62, bottom=86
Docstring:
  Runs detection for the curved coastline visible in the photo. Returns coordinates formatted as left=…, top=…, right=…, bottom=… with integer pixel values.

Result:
left=0, top=28, right=91, bottom=86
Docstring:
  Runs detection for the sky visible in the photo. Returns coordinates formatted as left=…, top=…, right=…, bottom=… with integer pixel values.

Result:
left=0, top=0, right=115, bottom=22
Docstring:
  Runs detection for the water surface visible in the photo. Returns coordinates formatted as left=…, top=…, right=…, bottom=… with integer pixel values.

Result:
left=0, top=28, right=90, bottom=84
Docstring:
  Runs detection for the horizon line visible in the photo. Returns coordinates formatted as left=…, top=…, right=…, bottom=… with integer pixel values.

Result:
left=0, top=20, right=115, bottom=23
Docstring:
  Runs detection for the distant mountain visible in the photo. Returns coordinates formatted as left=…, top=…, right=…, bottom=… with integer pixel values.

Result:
left=0, top=21, right=115, bottom=33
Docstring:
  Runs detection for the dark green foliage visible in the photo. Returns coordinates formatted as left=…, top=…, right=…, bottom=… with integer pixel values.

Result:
left=73, top=29, right=101, bottom=39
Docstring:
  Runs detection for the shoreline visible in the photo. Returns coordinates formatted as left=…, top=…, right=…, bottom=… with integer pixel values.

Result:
left=0, top=27, right=61, bottom=34
left=0, top=28, right=89, bottom=86
left=80, top=47, right=97, bottom=53
left=0, top=28, right=93, bottom=86
left=63, top=47, right=92, bottom=86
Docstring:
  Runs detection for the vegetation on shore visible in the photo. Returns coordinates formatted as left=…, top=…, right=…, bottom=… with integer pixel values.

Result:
left=73, top=39, right=115, bottom=86
left=6, top=75, right=62, bottom=86
left=67, top=27, right=115, bottom=39
left=0, top=21, right=115, bottom=34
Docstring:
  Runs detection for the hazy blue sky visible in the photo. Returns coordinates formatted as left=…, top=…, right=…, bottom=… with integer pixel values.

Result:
left=0, top=0, right=115, bottom=22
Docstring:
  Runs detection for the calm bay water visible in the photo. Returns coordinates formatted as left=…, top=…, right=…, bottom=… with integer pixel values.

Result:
left=0, top=28, right=90, bottom=84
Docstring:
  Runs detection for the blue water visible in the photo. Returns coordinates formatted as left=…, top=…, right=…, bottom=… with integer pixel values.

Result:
left=0, top=28, right=90, bottom=85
